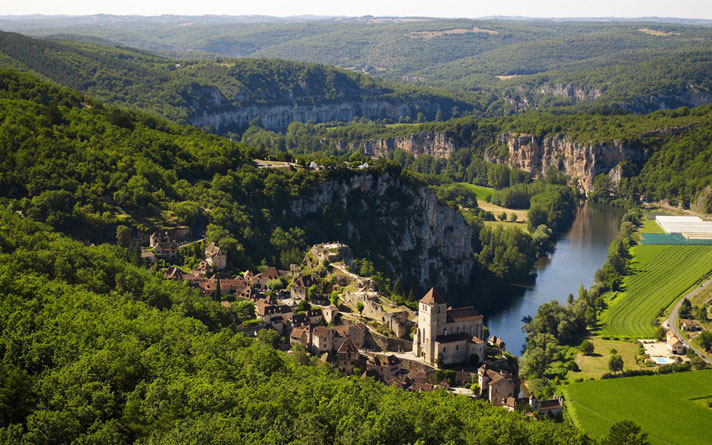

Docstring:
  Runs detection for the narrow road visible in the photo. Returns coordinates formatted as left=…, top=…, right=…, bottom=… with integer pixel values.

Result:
left=665, top=276, right=712, bottom=365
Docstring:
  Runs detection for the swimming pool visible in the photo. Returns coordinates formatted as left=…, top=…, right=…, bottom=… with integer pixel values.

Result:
left=653, top=356, right=674, bottom=364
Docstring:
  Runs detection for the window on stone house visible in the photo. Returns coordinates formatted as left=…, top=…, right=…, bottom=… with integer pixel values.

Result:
left=456, top=345, right=459, bottom=351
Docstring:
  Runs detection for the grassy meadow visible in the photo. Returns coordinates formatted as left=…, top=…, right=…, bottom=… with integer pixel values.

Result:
left=568, top=338, right=647, bottom=381
left=598, top=245, right=712, bottom=339
left=565, top=370, right=712, bottom=444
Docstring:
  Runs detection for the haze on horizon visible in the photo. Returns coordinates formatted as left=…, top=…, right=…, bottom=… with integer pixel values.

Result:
left=2, top=0, right=712, bottom=20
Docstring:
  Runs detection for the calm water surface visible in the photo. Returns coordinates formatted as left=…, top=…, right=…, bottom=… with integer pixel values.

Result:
left=486, top=203, right=625, bottom=354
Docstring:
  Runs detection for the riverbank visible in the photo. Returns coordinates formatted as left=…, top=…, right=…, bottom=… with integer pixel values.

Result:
left=487, top=202, right=625, bottom=354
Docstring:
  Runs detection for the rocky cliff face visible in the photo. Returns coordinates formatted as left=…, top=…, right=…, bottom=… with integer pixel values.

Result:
left=184, top=85, right=447, bottom=133
left=492, top=133, right=646, bottom=194
left=537, top=83, right=603, bottom=102
left=289, top=171, right=473, bottom=293
left=334, top=132, right=456, bottom=158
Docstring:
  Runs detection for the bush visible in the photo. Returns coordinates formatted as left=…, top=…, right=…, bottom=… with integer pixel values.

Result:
left=579, top=340, right=594, bottom=355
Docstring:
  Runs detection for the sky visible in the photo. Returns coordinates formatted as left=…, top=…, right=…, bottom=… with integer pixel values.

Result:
left=2, top=0, right=712, bottom=19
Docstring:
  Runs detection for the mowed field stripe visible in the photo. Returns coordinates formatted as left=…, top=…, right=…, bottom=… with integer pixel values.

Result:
left=599, top=245, right=712, bottom=338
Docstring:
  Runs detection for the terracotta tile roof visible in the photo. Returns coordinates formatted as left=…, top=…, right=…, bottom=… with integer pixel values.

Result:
left=446, top=306, right=483, bottom=322
left=313, top=326, right=330, bottom=336
left=337, top=339, right=359, bottom=355
left=539, top=399, right=563, bottom=410
left=471, top=336, right=486, bottom=345
left=420, top=287, right=446, bottom=305
left=205, top=242, right=225, bottom=257
left=220, top=301, right=231, bottom=308
left=434, top=332, right=471, bottom=344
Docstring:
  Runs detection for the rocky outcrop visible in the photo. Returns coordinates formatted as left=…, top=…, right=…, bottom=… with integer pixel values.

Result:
left=182, top=84, right=451, bottom=133
left=538, top=84, right=603, bottom=102
left=190, top=98, right=434, bottom=132
left=492, top=133, right=646, bottom=194
left=334, top=132, right=457, bottom=158
left=289, top=171, right=473, bottom=293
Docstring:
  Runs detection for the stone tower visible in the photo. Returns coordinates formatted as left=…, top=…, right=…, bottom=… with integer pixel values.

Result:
left=412, top=288, right=447, bottom=364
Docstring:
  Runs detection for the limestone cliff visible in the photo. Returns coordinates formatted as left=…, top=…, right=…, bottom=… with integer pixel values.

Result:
left=491, top=133, right=646, bottom=194
left=333, top=132, right=457, bottom=158
left=289, top=170, right=474, bottom=293
left=189, top=96, right=438, bottom=133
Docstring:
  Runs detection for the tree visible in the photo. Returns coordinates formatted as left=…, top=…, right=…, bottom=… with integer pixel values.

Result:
left=694, top=305, right=708, bottom=322
left=608, top=354, right=624, bottom=373
left=297, top=300, right=311, bottom=313
left=116, top=225, right=132, bottom=248
left=579, top=340, right=594, bottom=355
left=356, top=301, right=364, bottom=316
left=655, top=326, right=667, bottom=341
left=697, top=330, right=712, bottom=351
left=680, top=298, right=692, bottom=318
left=602, top=420, right=650, bottom=445
left=470, top=383, right=480, bottom=395
left=509, top=213, right=518, bottom=222
left=498, top=211, right=508, bottom=221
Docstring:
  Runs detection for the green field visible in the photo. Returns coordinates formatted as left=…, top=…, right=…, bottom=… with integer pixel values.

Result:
left=565, top=370, right=712, bottom=444
left=641, top=219, right=665, bottom=233
left=598, top=245, right=712, bottom=338
left=456, top=183, right=495, bottom=201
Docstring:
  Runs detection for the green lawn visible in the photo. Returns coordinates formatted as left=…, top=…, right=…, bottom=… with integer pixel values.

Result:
left=641, top=219, right=665, bottom=233
left=567, top=338, right=647, bottom=382
left=565, top=370, right=712, bottom=444
left=455, top=182, right=495, bottom=201
left=598, top=245, right=712, bottom=338
left=483, top=220, right=527, bottom=230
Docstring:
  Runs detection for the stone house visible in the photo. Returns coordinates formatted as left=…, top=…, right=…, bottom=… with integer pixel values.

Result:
left=667, top=330, right=685, bottom=354
left=253, top=266, right=285, bottom=288
left=682, top=320, right=701, bottom=331
left=323, top=305, right=340, bottom=324
left=478, top=364, right=516, bottom=406
left=332, top=323, right=367, bottom=350
left=311, top=326, right=334, bottom=354
left=204, top=242, right=227, bottom=270
left=529, top=395, right=564, bottom=420
left=290, top=274, right=316, bottom=300
left=488, top=336, right=506, bottom=351
left=150, top=232, right=177, bottom=258
left=335, top=339, right=360, bottom=374
left=363, top=355, right=407, bottom=385
left=412, top=288, right=486, bottom=366
left=290, top=326, right=311, bottom=347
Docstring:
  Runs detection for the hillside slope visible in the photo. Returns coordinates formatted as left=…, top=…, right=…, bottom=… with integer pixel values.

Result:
left=0, top=68, right=475, bottom=295
left=4, top=16, right=712, bottom=113
left=0, top=31, right=475, bottom=133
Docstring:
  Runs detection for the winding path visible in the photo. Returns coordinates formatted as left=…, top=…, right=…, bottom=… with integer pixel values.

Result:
left=665, top=277, right=712, bottom=365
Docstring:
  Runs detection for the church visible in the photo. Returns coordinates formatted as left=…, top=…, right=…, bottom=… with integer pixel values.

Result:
left=412, top=288, right=486, bottom=366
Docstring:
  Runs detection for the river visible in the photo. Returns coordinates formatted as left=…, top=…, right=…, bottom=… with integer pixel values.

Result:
left=485, top=202, right=625, bottom=355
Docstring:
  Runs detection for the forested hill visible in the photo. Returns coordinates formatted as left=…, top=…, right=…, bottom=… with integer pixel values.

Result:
left=245, top=106, right=712, bottom=213
left=0, top=31, right=476, bottom=133
left=0, top=68, right=483, bottom=296
left=4, top=16, right=712, bottom=114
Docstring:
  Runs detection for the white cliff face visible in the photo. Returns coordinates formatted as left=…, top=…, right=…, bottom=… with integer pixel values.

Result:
left=538, top=84, right=603, bottom=102
left=289, top=171, right=473, bottom=291
left=493, top=133, right=646, bottom=194
left=334, top=132, right=456, bottom=158
left=182, top=84, right=446, bottom=132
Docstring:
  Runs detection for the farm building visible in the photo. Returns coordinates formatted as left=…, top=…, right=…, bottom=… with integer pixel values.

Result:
left=655, top=216, right=712, bottom=240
